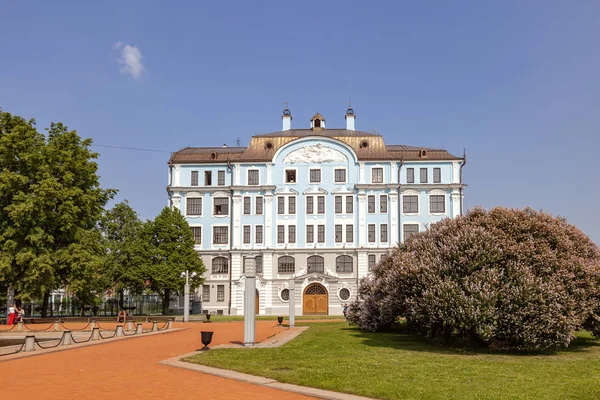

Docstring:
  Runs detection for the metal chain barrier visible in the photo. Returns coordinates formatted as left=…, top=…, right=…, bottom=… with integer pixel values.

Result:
left=71, top=331, right=94, bottom=344
left=23, top=322, right=54, bottom=332
left=60, top=321, right=91, bottom=332
left=158, top=321, right=169, bottom=331
left=98, top=330, right=117, bottom=339
left=0, top=342, right=25, bottom=357
left=34, top=337, right=63, bottom=350
left=0, top=324, right=18, bottom=332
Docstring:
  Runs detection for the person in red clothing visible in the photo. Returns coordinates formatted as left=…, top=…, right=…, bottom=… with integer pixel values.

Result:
left=7, top=304, right=16, bottom=325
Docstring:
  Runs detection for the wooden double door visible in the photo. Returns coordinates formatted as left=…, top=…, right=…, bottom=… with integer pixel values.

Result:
left=303, top=283, right=328, bottom=315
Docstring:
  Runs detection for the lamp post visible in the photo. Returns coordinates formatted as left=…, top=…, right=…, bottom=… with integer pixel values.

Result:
left=288, top=279, right=295, bottom=328
left=180, top=270, right=197, bottom=323
left=244, top=257, right=256, bottom=347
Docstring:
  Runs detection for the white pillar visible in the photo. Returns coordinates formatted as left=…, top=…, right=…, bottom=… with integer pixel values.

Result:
left=232, top=194, right=242, bottom=248
left=389, top=192, right=398, bottom=244
left=244, top=257, right=256, bottom=347
left=234, top=164, right=241, bottom=186
left=358, top=193, right=367, bottom=246
left=183, top=281, right=190, bottom=323
left=264, top=195, right=273, bottom=246
left=288, top=280, right=295, bottom=328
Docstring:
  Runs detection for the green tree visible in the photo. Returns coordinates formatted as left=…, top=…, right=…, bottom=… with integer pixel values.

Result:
left=144, top=207, right=205, bottom=314
left=99, top=201, right=148, bottom=308
left=0, top=110, right=115, bottom=316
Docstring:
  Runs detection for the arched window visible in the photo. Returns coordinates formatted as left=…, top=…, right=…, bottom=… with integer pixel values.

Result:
left=336, top=255, right=353, bottom=273
left=314, top=118, right=321, bottom=128
left=278, top=256, right=295, bottom=273
left=307, top=255, right=324, bottom=273
left=212, top=257, right=228, bottom=274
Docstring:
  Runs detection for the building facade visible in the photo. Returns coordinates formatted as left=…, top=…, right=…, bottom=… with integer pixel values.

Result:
left=167, top=107, right=466, bottom=316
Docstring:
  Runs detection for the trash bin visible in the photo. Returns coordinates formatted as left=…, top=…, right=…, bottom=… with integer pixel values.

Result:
left=192, top=300, right=201, bottom=315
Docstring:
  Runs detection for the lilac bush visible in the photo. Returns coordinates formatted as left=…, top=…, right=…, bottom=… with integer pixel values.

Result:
left=347, top=207, right=600, bottom=350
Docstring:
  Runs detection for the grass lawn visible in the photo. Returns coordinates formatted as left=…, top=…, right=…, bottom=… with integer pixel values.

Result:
left=184, top=322, right=600, bottom=400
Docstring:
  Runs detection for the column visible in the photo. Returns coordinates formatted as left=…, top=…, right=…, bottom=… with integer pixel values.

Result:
left=244, top=257, right=256, bottom=347
left=288, top=279, right=295, bottom=327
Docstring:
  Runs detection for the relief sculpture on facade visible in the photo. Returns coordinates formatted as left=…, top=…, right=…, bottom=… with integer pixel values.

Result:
left=283, top=143, right=347, bottom=164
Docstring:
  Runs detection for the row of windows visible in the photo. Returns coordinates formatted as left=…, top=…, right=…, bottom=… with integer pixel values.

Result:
left=210, top=255, right=356, bottom=275
left=191, top=170, right=226, bottom=187
left=202, top=284, right=225, bottom=302
left=285, top=168, right=347, bottom=184
left=406, top=167, right=441, bottom=184
left=187, top=194, right=445, bottom=217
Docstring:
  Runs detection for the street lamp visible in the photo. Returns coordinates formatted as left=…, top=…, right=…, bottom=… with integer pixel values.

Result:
left=180, top=270, right=197, bottom=323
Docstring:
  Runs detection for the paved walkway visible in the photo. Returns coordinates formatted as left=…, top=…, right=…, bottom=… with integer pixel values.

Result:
left=0, top=321, right=314, bottom=400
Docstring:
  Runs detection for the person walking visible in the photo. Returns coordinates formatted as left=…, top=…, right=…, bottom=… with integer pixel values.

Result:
left=342, top=303, right=349, bottom=320
left=8, top=304, right=16, bottom=325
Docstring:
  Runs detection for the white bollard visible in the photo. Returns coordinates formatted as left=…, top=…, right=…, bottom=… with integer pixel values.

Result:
left=54, top=321, right=61, bottom=332
left=151, top=321, right=158, bottom=332
left=116, top=325, right=124, bottom=337
left=90, top=320, right=96, bottom=330
left=135, top=323, right=143, bottom=334
left=61, top=330, right=73, bottom=346
left=167, top=319, right=173, bottom=330
left=24, top=335, right=36, bottom=352
left=127, top=321, right=133, bottom=331
left=91, top=327, right=100, bottom=341
left=17, top=321, right=24, bottom=332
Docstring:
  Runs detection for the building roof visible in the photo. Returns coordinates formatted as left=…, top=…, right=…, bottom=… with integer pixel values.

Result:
left=169, top=129, right=462, bottom=164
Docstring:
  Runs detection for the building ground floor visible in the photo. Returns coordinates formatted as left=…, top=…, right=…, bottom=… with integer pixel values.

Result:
left=195, top=248, right=390, bottom=316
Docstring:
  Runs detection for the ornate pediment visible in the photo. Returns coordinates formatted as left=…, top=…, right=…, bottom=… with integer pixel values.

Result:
left=283, top=143, right=347, bottom=164
left=292, top=271, right=339, bottom=283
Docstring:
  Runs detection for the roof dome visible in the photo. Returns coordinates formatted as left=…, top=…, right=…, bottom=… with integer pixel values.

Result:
left=346, top=107, right=355, bottom=115
left=283, top=108, right=291, bottom=116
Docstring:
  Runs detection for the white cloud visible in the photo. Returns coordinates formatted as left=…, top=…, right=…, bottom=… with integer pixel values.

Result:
left=114, top=42, right=144, bottom=80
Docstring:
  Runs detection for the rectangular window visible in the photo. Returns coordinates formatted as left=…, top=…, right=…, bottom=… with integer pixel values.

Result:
left=213, top=226, right=228, bottom=244
left=372, top=167, right=383, bottom=183
left=346, top=225, right=353, bottom=243
left=317, top=225, right=325, bottom=243
left=288, top=196, right=296, bottom=215
left=213, top=198, right=229, bottom=216
left=334, top=169, right=346, bottom=183
left=277, top=225, right=285, bottom=243
left=191, top=171, right=199, bottom=186
left=368, top=195, right=375, bottom=213
left=255, top=225, right=263, bottom=244
left=191, top=227, right=202, bottom=244
left=420, top=168, right=427, bottom=183
left=380, top=195, right=388, bottom=213
left=335, top=225, right=343, bottom=243
left=368, top=254, right=376, bottom=271
left=306, top=225, right=314, bottom=243
left=433, top=168, right=441, bottom=183
left=187, top=198, right=202, bottom=216
left=243, top=197, right=251, bottom=215
left=306, top=196, right=314, bottom=214
left=288, top=225, right=296, bottom=243
left=285, top=169, right=297, bottom=183
left=310, top=169, right=321, bottom=183
left=218, top=170, right=225, bottom=186
left=255, top=196, right=263, bottom=214
left=277, top=196, right=285, bottom=214
left=368, top=224, right=376, bottom=243
left=317, top=196, right=325, bottom=214
left=403, top=195, right=418, bottom=213
left=406, top=168, right=414, bottom=184
left=335, top=196, right=343, bottom=213
left=205, top=171, right=212, bottom=186
left=381, top=224, right=388, bottom=242
left=202, top=285, right=210, bottom=302
left=430, top=195, right=445, bottom=213
left=248, top=170, right=259, bottom=185
left=403, top=224, right=419, bottom=239
left=217, top=285, right=224, bottom=302
left=346, top=196, right=353, bottom=213
left=243, top=225, right=251, bottom=244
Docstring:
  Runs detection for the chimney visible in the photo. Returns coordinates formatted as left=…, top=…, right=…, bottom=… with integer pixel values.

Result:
left=282, top=104, right=292, bottom=131
left=345, top=104, right=355, bottom=131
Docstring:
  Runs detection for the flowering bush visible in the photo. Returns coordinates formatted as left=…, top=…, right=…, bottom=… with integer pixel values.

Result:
left=347, top=207, right=600, bottom=350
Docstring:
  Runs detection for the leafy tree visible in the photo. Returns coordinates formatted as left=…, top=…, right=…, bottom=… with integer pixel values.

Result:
left=0, top=110, right=115, bottom=316
left=143, top=207, right=205, bottom=314
left=348, top=207, right=600, bottom=351
left=99, top=201, right=148, bottom=308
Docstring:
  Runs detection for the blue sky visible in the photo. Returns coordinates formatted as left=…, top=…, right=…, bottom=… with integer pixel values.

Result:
left=1, top=1, right=599, bottom=243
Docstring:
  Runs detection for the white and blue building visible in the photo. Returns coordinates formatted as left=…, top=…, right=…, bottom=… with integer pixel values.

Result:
left=167, top=107, right=466, bottom=316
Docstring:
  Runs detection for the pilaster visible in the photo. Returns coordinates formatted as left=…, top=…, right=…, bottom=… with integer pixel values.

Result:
left=358, top=192, right=367, bottom=246
left=232, top=194, right=242, bottom=248
left=389, top=191, right=398, bottom=244
left=264, top=194, right=273, bottom=246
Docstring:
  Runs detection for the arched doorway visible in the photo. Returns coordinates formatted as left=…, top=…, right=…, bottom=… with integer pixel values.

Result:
left=255, top=289, right=259, bottom=315
left=303, top=283, right=328, bottom=315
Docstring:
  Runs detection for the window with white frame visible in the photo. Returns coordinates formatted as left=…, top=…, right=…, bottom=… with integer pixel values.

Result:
left=212, top=257, right=228, bottom=274
left=255, top=225, right=263, bottom=244
left=205, top=171, right=212, bottom=186
left=243, top=197, right=251, bottom=215
left=307, top=255, right=324, bottom=273
left=277, top=196, right=285, bottom=214
left=335, top=225, right=343, bottom=243
left=403, top=195, right=419, bottom=213
left=217, top=285, right=225, bottom=301
left=317, top=225, right=325, bottom=243
left=346, top=225, right=353, bottom=243
left=372, top=167, right=383, bottom=183
left=306, top=196, right=314, bottom=214
left=248, top=170, right=259, bottom=185
left=212, top=226, right=228, bottom=244
left=288, top=196, right=296, bottom=215
left=255, top=196, right=263, bottom=214
left=187, top=198, right=202, bottom=216
left=218, top=170, right=225, bottom=186
left=420, top=168, right=427, bottom=183
left=243, top=225, right=251, bottom=244
left=255, top=256, right=263, bottom=273
left=335, top=196, right=343, bottom=213
left=278, top=256, right=295, bottom=273
left=336, top=255, right=353, bottom=273
left=277, top=225, right=285, bottom=243
left=191, top=171, right=199, bottom=186
left=334, top=168, right=346, bottom=183
left=403, top=224, right=419, bottom=239
left=202, top=285, right=210, bottom=302
left=433, top=168, right=441, bottom=183
left=306, top=225, right=314, bottom=243
left=289, top=225, right=296, bottom=243
left=380, top=224, right=388, bottom=242
left=191, top=227, right=202, bottom=244
left=310, top=169, right=321, bottom=183
left=285, top=169, right=297, bottom=183
left=380, top=195, right=388, bottom=213
left=213, top=198, right=229, bottom=216
left=406, top=168, right=414, bottom=184
left=280, top=288, right=290, bottom=301
left=430, top=195, right=445, bottom=213
left=346, top=196, right=353, bottom=213
left=317, top=196, right=325, bottom=214
left=368, top=224, right=376, bottom=243
left=368, top=254, right=376, bottom=271
left=368, top=195, right=376, bottom=213
left=339, top=288, right=351, bottom=301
